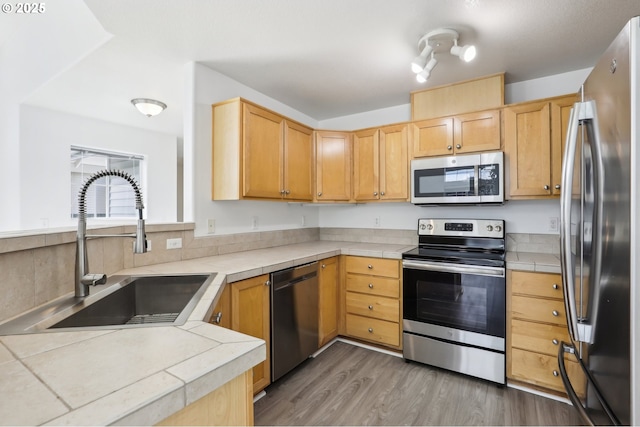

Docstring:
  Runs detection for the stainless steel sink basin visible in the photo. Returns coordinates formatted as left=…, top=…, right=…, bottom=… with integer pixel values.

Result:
left=0, top=273, right=216, bottom=335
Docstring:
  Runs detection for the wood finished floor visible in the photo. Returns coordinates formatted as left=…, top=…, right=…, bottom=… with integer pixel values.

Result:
left=254, top=341, right=585, bottom=426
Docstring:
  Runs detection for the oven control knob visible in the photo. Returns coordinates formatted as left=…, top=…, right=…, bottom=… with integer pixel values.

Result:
left=426, top=224, right=433, bottom=231
left=420, top=223, right=426, bottom=230
left=486, top=225, right=493, bottom=232
left=495, top=225, right=502, bottom=232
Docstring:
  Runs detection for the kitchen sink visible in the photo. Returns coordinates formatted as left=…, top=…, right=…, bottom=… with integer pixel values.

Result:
left=0, top=273, right=216, bottom=335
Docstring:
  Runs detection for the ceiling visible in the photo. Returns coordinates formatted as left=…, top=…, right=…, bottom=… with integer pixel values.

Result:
left=20, top=0, right=640, bottom=136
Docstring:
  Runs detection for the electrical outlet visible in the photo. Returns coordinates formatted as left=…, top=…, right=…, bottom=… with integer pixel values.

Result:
left=252, top=216, right=258, bottom=230
left=166, top=238, right=182, bottom=250
left=207, top=218, right=215, bottom=234
left=374, top=217, right=381, bottom=227
left=548, top=216, right=559, bottom=232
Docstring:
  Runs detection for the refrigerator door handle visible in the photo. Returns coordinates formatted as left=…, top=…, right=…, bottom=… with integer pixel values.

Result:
left=558, top=342, right=621, bottom=426
left=560, top=101, right=582, bottom=343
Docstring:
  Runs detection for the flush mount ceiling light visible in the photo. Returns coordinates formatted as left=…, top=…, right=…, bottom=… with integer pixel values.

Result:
left=131, top=98, right=167, bottom=117
left=411, top=28, right=476, bottom=83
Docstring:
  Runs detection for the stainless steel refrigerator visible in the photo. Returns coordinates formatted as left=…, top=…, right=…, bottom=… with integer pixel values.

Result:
left=559, top=16, right=639, bottom=426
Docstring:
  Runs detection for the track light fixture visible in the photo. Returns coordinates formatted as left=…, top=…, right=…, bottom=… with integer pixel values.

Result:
left=411, top=28, right=476, bottom=83
left=416, top=53, right=438, bottom=83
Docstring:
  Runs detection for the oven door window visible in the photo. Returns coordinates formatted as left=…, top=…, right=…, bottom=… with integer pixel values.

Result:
left=414, top=166, right=475, bottom=197
left=403, top=268, right=505, bottom=338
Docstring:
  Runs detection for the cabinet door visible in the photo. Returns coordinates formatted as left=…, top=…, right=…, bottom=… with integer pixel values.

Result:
left=411, top=117, right=454, bottom=157
left=318, top=257, right=339, bottom=347
left=231, top=274, right=271, bottom=394
left=209, top=284, right=231, bottom=329
left=242, top=103, right=283, bottom=199
left=504, top=101, right=552, bottom=197
left=283, top=121, right=314, bottom=201
left=379, top=124, right=408, bottom=200
left=454, top=110, right=501, bottom=154
left=353, top=129, right=380, bottom=201
left=551, top=95, right=578, bottom=196
left=315, top=131, right=352, bottom=201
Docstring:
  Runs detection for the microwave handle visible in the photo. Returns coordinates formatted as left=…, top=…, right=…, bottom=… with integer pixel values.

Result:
left=474, top=165, right=479, bottom=196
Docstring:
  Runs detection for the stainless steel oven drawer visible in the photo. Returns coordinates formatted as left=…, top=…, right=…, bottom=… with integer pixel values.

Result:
left=403, top=332, right=505, bottom=384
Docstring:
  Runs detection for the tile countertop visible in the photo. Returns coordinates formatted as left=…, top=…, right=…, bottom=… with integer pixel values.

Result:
left=506, top=251, right=561, bottom=274
left=0, top=240, right=413, bottom=426
left=0, top=239, right=558, bottom=426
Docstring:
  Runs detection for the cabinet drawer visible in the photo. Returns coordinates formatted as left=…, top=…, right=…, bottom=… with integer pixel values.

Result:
left=511, top=319, right=570, bottom=356
left=346, top=292, right=399, bottom=322
left=512, top=295, right=567, bottom=326
left=345, top=256, right=399, bottom=278
left=346, top=314, right=399, bottom=347
left=346, top=274, right=399, bottom=298
left=510, top=348, right=585, bottom=396
left=511, top=271, right=563, bottom=299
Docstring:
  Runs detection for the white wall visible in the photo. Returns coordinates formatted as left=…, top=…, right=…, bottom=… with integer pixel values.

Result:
left=185, top=62, right=320, bottom=236
left=318, top=200, right=559, bottom=234
left=19, top=105, right=178, bottom=230
left=0, top=0, right=110, bottom=232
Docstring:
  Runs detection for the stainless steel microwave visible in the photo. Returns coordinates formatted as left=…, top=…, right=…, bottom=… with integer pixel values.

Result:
left=410, top=152, right=504, bottom=205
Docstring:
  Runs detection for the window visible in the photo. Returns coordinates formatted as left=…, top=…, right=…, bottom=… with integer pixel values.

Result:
left=70, top=146, right=144, bottom=219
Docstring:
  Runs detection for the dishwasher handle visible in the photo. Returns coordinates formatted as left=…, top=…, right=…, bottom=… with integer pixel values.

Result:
left=272, top=272, right=317, bottom=292
left=270, top=262, right=318, bottom=291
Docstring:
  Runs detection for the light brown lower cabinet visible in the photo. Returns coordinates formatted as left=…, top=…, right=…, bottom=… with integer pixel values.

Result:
left=507, top=270, right=586, bottom=396
left=156, top=369, right=253, bottom=426
left=231, top=274, right=271, bottom=395
left=342, top=256, right=402, bottom=350
left=318, top=257, right=340, bottom=347
left=209, top=275, right=271, bottom=396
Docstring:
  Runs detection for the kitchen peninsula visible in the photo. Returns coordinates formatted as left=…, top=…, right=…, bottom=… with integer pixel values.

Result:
left=0, top=237, right=416, bottom=426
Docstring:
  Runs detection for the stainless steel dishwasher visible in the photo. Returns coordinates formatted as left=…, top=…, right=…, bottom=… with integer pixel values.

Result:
left=270, top=262, right=319, bottom=382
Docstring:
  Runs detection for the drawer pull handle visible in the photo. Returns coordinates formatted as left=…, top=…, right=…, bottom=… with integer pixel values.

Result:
left=553, top=370, right=559, bottom=377
left=367, top=264, right=373, bottom=269
left=368, top=328, right=373, bottom=333
left=552, top=310, right=559, bottom=317
left=317, top=192, right=323, bottom=197
left=213, top=312, right=222, bottom=324
left=322, top=264, right=326, bottom=268
left=456, top=143, right=462, bottom=149
left=553, top=283, right=559, bottom=289
left=552, top=339, right=559, bottom=345
left=368, top=283, right=374, bottom=289
left=368, top=305, right=373, bottom=310
left=265, top=280, right=271, bottom=286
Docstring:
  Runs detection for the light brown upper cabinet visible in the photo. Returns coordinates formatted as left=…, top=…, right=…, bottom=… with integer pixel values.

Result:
left=315, top=131, right=352, bottom=202
left=504, top=94, right=577, bottom=198
left=211, top=98, right=314, bottom=201
left=353, top=124, right=408, bottom=202
left=550, top=95, right=578, bottom=196
left=411, top=109, right=501, bottom=158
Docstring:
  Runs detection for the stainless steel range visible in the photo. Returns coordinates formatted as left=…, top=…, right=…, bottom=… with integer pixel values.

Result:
left=402, top=218, right=506, bottom=384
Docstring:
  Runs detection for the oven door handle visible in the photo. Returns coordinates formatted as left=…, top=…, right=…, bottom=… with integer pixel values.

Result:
left=402, top=260, right=505, bottom=278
